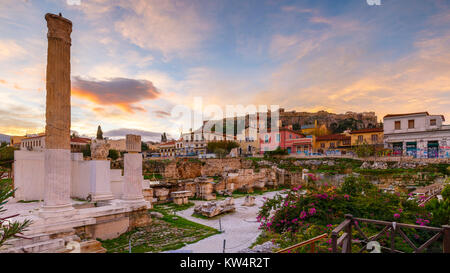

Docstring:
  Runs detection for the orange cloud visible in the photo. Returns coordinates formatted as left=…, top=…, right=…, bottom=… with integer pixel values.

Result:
left=72, top=76, right=160, bottom=113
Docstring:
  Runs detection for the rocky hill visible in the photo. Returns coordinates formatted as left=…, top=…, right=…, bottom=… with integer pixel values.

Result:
left=277, top=109, right=378, bottom=130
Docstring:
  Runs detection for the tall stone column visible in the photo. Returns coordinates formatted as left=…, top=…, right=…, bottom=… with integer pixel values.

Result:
left=40, top=14, right=74, bottom=217
left=122, top=135, right=146, bottom=205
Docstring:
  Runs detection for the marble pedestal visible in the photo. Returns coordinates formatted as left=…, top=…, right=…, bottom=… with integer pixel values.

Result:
left=121, top=153, right=148, bottom=207
left=39, top=149, right=74, bottom=218
left=89, top=160, right=114, bottom=202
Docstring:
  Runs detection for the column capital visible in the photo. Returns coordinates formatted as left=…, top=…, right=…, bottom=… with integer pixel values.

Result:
left=45, top=13, right=72, bottom=45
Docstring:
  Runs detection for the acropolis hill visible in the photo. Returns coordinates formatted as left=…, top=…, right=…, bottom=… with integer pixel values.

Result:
left=277, top=109, right=378, bottom=129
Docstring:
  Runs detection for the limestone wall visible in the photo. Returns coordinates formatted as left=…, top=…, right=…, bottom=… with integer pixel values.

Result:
left=201, top=158, right=242, bottom=176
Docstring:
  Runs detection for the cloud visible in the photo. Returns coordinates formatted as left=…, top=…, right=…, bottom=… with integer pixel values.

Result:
left=103, top=128, right=168, bottom=141
left=79, top=0, right=214, bottom=58
left=0, top=108, right=44, bottom=136
left=71, top=76, right=160, bottom=113
left=154, top=110, right=171, bottom=118
left=0, top=39, right=26, bottom=61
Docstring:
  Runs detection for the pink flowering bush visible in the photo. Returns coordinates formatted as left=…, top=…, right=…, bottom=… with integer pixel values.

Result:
left=257, top=176, right=435, bottom=252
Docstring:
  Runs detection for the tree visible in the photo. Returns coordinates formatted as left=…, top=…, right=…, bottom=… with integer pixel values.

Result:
left=0, top=180, right=31, bottom=246
left=0, top=142, right=7, bottom=148
left=0, top=146, right=15, bottom=167
left=141, top=141, right=149, bottom=151
left=108, top=149, right=119, bottom=160
left=213, top=148, right=227, bottom=158
left=82, top=144, right=91, bottom=157
left=264, top=146, right=288, bottom=157
left=442, top=184, right=450, bottom=201
left=96, top=125, right=103, bottom=140
left=341, top=176, right=376, bottom=196
left=207, top=141, right=239, bottom=154
left=352, top=140, right=375, bottom=158
left=161, top=132, right=167, bottom=142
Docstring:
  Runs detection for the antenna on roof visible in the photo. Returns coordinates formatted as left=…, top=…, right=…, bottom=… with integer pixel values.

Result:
left=59, top=13, right=62, bottom=17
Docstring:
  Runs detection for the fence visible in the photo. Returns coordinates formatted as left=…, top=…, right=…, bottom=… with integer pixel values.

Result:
left=331, top=214, right=450, bottom=253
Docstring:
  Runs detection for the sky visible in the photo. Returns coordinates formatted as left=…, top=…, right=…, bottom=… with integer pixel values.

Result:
left=0, top=0, right=449, bottom=141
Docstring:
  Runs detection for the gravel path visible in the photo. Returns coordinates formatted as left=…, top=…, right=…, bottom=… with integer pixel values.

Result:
left=175, top=191, right=283, bottom=253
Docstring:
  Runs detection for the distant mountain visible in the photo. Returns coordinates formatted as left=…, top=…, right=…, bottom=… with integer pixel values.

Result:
left=0, top=134, right=10, bottom=143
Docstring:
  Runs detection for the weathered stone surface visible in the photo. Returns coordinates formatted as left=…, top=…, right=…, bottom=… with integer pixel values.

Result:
left=90, top=139, right=110, bottom=160
left=195, top=177, right=216, bottom=200
left=126, top=134, right=141, bottom=153
left=40, top=13, right=75, bottom=217
left=171, top=190, right=191, bottom=205
left=154, top=187, right=170, bottom=202
left=122, top=153, right=144, bottom=201
left=194, top=198, right=235, bottom=218
left=150, top=212, right=164, bottom=219
left=45, top=13, right=72, bottom=150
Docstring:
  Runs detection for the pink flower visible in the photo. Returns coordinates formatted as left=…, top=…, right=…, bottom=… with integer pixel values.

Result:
left=394, top=213, right=400, bottom=219
left=308, top=207, right=317, bottom=216
left=344, top=194, right=350, bottom=200
left=299, top=211, right=307, bottom=219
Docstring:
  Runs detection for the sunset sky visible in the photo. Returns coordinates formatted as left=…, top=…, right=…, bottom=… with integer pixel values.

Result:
left=1, top=0, right=449, bottom=140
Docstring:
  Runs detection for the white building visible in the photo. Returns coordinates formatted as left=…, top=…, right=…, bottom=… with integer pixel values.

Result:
left=383, top=112, right=450, bottom=158
left=20, top=134, right=46, bottom=151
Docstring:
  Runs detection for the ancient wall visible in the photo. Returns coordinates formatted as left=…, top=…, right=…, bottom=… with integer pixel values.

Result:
left=200, top=158, right=242, bottom=176
left=157, top=158, right=244, bottom=179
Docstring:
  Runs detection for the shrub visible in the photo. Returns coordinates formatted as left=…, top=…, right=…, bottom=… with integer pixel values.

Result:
left=264, top=147, right=288, bottom=157
left=108, top=149, right=119, bottom=160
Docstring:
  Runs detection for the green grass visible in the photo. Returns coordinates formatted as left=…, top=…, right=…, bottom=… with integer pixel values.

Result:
left=100, top=203, right=219, bottom=253
left=144, top=173, right=163, bottom=180
left=152, top=202, right=195, bottom=214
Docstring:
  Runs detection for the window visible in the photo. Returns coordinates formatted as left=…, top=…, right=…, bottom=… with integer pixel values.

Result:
left=329, top=142, right=335, bottom=148
left=408, top=120, right=415, bottom=129
left=289, top=134, right=292, bottom=139
left=265, top=135, right=269, bottom=143
left=276, top=134, right=280, bottom=142
left=371, top=134, right=378, bottom=143
left=395, top=121, right=401, bottom=130
left=358, top=135, right=363, bottom=143
left=430, top=119, right=436, bottom=126
left=320, top=143, right=325, bottom=148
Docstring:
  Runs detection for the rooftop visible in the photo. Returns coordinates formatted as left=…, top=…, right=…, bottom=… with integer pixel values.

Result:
left=316, top=134, right=351, bottom=141
left=350, top=128, right=384, bottom=134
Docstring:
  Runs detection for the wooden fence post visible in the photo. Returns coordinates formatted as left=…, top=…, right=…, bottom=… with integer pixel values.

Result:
left=344, top=214, right=353, bottom=253
left=331, top=233, right=337, bottom=253
left=443, top=225, right=450, bottom=254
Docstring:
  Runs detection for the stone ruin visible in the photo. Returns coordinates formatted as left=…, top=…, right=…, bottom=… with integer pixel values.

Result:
left=2, top=14, right=151, bottom=253
left=171, top=190, right=191, bottom=205
left=90, top=138, right=110, bottom=160
left=194, top=177, right=216, bottom=200
left=194, top=197, right=235, bottom=218
left=154, top=187, right=170, bottom=203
